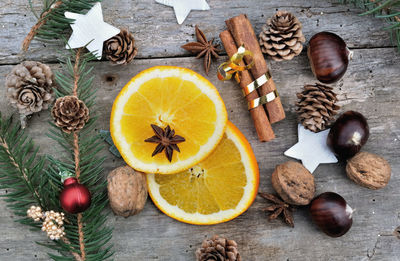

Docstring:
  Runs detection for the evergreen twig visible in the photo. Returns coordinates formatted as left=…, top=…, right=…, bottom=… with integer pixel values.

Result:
left=22, top=0, right=102, bottom=51
left=0, top=115, right=83, bottom=260
left=45, top=47, right=113, bottom=261
left=0, top=48, right=113, bottom=261
left=339, top=0, right=400, bottom=51
left=72, top=48, right=85, bottom=260
left=0, top=115, right=44, bottom=219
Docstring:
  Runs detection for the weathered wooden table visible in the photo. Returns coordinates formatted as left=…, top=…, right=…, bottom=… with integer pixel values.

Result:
left=1, top=0, right=399, bottom=260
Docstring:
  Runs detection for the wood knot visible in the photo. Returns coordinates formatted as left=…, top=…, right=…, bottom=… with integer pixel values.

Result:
left=103, top=74, right=118, bottom=84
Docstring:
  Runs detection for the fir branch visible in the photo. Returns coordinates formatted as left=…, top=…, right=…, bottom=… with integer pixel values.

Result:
left=0, top=115, right=83, bottom=260
left=62, top=237, right=83, bottom=261
left=72, top=48, right=87, bottom=259
left=22, top=1, right=63, bottom=51
left=46, top=48, right=113, bottom=261
left=0, top=131, right=41, bottom=205
left=22, top=0, right=102, bottom=51
left=72, top=48, right=83, bottom=97
left=339, top=0, right=400, bottom=51
left=0, top=115, right=44, bottom=215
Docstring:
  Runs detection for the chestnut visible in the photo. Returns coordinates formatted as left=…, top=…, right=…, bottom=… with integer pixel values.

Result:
left=310, top=192, right=353, bottom=237
left=327, top=111, right=369, bottom=159
left=308, top=32, right=353, bottom=83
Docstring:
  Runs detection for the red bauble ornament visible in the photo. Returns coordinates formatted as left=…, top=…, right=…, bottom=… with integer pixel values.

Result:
left=60, top=177, right=91, bottom=214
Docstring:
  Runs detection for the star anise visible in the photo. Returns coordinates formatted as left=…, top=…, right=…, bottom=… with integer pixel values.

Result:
left=181, top=25, right=220, bottom=75
left=259, top=192, right=294, bottom=227
left=144, top=124, right=185, bottom=162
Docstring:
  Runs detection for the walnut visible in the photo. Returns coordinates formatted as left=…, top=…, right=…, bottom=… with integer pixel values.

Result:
left=107, top=165, right=148, bottom=217
left=271, top=161, right=315, bottom=205
left=346, top=152, right=391, bottom=190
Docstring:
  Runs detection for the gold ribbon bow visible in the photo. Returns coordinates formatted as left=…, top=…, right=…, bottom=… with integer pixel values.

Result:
left=217, top=45, right=254, bottom=83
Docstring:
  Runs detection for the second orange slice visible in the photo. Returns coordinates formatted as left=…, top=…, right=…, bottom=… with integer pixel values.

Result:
left=147, top=121, right=259, bottom=224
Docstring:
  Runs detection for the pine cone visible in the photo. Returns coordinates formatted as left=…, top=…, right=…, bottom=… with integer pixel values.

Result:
left=195, top=235, right=241, bottom=261
left=5, top=61, right=55, bottom=128
left=51, top=96, right=89, bottom=133
left=296, top=83, right=340, bottom=132
left=104, top=29, right=138, bottom=65
left=259, top=11, right=305, bottom=61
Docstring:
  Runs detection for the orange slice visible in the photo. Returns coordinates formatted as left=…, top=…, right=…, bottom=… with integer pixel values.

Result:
left=110, top=66, right=228, bottom=174
left=147, top=121, right=259, bottom=225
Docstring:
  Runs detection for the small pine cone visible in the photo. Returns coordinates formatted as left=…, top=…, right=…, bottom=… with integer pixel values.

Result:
left=104, top=29, right=138, bottom=65
left=51, top=96, right=89, bottom=133
left=196, top=235, right=241, bottom=261
left=296, top=83, right=340, bottom=132
left=259, top=11, right=305, bottom=61
left=5, top=61, right=55, bottom=128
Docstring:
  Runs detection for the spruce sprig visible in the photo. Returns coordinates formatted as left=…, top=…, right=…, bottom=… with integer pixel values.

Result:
left=340, top=0, right=400, bottom=51
left=0, top=114, right=46, bottom=227
left=44, top=47, right=113, bottom=261
left=0, top=115, right=84, bottom=260
left=0, top=47, right=113, bottom=260
left=22, top=0, right=102, bottom=51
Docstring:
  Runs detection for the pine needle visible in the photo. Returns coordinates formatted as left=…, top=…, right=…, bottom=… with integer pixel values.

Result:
left=339, top=0, right=400, bottom=52
left=0, top=47, right=113, bottom=260
left=45, top=48, right=113, bottom=261
left=22, top=0, right=102, bottom=51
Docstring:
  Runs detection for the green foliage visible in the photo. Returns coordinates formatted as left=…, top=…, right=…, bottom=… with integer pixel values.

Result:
left=0, top=48, right=113, bottom=260
left=340, top=0, right=400, bottom=51
left=45, top=48, right=114, bottom=260
left=0, top=114, right=47, bottom=228
left=32, top=0, right=102, bottom=42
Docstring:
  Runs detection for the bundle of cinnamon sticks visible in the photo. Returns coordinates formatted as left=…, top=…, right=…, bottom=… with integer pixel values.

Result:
left=220, top=14, right=285, bottom=142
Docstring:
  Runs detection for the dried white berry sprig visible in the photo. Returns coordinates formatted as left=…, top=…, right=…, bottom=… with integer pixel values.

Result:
left=27, top=206, right=66, bottom=240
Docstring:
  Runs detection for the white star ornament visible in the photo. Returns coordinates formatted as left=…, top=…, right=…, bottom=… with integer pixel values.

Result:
left=284, top=124, right=338, bottom=173
left=155, top=0, right=210, bottom=24
left=65, top=3, right=120, bottom=59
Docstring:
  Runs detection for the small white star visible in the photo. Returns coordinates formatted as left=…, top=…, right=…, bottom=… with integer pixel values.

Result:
left=156, top=0, right=210, bottom=24
left=65, top=3, right=120, bottom=59
left=284, top=124, right=338, bottom=173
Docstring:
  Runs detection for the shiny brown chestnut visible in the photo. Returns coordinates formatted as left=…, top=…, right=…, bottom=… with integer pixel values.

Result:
left=308, top=32, right=353, bottom=84
left=327, top=111, right=369, bottom=160
left=310, top=192, right=353, bottom=237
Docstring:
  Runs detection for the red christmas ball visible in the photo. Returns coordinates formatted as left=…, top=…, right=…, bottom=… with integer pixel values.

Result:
left=60, top=177, right=91, bottom=214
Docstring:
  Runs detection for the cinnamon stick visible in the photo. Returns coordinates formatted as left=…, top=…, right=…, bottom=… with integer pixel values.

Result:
left=226, top=14, right=285, bottom=124
left=220, top=30, right=275, bottom=142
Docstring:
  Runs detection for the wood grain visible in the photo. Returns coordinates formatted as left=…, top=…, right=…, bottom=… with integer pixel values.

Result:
left=0, top=0, right=399, bottom=260
left=0, top=0, right=396, bottom=65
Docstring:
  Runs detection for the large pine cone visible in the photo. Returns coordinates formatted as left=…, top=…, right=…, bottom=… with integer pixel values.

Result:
left=103, top=29, right=138, bottom=65
left=5, top=61, right=55, bottom=127
left=296, top=83, right=340, bottom=132
left=51, top=96, right=89, bottom=133
left=196, top=235, right=241, bottom=261
left=259, top=11, right=305, bottom=61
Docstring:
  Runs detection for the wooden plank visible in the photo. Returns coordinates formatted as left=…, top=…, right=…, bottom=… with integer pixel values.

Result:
left=0, top=46, right=399, bottom=260
left=0, top=0, right=395, bottom=65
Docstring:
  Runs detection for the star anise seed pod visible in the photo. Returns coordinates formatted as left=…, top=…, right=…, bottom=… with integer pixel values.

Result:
left=144, top=124, right=185, bottom=162
left=181, top=25, right=220, bottom=75
left=259, top=192, right=294, bottom=227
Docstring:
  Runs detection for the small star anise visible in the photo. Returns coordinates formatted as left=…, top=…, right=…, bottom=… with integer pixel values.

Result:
left=181, top=25, right=220, bottom=75
left=259, top=192, right=294, bottom=227
left=144, top=124, right=185, bottom=162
